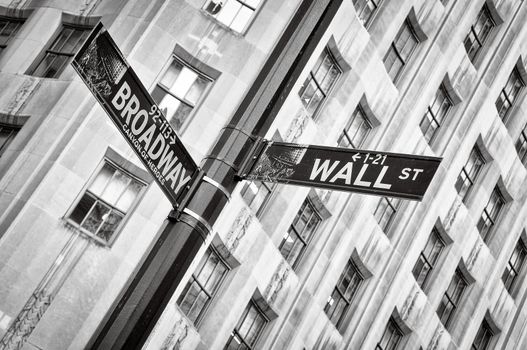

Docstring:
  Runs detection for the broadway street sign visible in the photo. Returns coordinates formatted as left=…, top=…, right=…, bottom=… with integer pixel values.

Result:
left=243, top=141, right=442, bottom=201
left=72, top=23, right=197, bottom=207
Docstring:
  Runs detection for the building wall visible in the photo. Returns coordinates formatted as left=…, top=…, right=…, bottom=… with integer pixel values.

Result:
left=1, top=0, right=527, bottom=350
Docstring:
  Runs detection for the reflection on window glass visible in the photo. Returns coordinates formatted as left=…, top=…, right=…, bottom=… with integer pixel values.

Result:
left=152, top=59, right=212, bottom=131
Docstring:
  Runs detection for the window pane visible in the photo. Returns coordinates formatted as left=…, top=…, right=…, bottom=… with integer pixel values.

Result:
left=101, top=170, right=131, bottom=206
left=81, top=200, right=111, bottom=234
left=230, top=6, right=254, bottom=32
left=115, top=180, right=143, bottom=212
left=170, top=67, right=198, bottom=98
left=89, top=163, right=115, bottom=196
left=216, top=0, right=243, bottom=27
left=97, top=210, right=124, bottom=241
left=160, top=61, right=183, bottom=89
left=69, top=193, right=96, bottom=225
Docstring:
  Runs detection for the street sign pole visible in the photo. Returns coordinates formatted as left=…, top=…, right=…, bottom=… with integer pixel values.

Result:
left=83, top=1, right=343, bottom=349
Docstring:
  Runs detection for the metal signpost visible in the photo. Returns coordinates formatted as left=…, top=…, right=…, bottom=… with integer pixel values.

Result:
left=72, top=22, right=199, bottom=209
left=240, top=140, right=442, bottom=201
left=71, top=3, right=439, bottom=347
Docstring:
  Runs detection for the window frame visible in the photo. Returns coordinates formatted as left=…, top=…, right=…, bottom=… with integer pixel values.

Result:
left=202, top=0, right=263, bottom=34
left=240, top=180, right=276, bottom=217
left=298, top=47, right=343, bottom=120
left=152, top=55, right=214, bottom=132
left=375, top=317, right=404, bottom=350
left=338, top=104, right=372, bottom=149
left=383, top=18, right=420, bottom=83
left=65, top=154, right=149, bottom=246
left=177, top=245, right=230, bottom=326
left=412, top=228, right=446, bottom=290
left=471, top=319, right=494, bottom=350
left=324, top=259, right=364, bottom=330
left=495, top=67, right=525, bottom=121
left=516, top=122, right=527, bottom=167
left=419, top=84, right=454, bottom=145
left=436, top=268, right=468, bottom=329
left=278, top=198, right=322, bottom=270
left=352, top=0, right=380, bottom=27
left=0, top=15, right=24, bottom=54
left=374, top=197, right=401, bottom=233
left=29, top=23, right=93, bottom=78
left=224, top=299, right=269, bottom=350
left=0, top=122, right=21, bottom=157
left=502, top=239, right=527, bottom=294
left=463, top=3, right=497, bottom=64
left=455, top=146, right=486, bottom=202
left=476, top=186, right=505, bottom=242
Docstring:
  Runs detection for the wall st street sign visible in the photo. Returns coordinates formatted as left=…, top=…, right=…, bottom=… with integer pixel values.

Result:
left=243, top=141, right=442, bottom=201
left=72, top=23, right=198, bottom=207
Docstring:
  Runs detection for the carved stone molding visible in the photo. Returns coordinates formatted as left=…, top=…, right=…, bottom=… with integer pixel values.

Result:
left=427, top=325, right=445, bottom=350
left=0, top=290, right=53, bottom=350
left=467, top=240, right=483, bottom=270
left=264, top=261, right=290, bottom=305
left=285, top=110, right=309, bottom=143
left=160, top=317, right=189, bottom=350
left=79, top=0, right=102, bottom=17
left=444, top=195, right=463, bottom=232
left=225, top=208, right=252, bottom=252
left=401, top=285, right=421, bottom=322
left=6, top=78, right=41, bottom=115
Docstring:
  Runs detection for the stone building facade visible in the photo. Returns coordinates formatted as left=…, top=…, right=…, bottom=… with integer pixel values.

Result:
left=1, top=0, right=527, bottom=349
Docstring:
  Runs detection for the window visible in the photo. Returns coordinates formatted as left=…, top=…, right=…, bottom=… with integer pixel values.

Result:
left=436, top=268, right=468, bottom=328
left=279, top=199, right=322, bottom=269
left=0, top=123, right=20, bottom=157
left=324, top=259, right=363, bottom=329
left=516, top=123, right=527, bottom=166
left=375, top=318, right=403, bottom=350
left=152, top=58, right=212, bottom=131
left=495, top=67, right=525, bottom=120
left=455, top=146, right=485, bottom=201
left=203, top=0, right=263, bottom=33
left=298, top=48, right=342, bottom=119
left=419, top=85, right=453, bottom=144
left=177, top=247, right=229, bottom=324
left=383, top=19, right=419, bottom=82
left=412, top=228, right=445, bottom=289
left=0, top=16, right=23, bottom=54
left=352, top=0, right=379, bottom=26
left=502, top=239, right=527, bottom=293
left=374, top=197, right=400, bottom=232
left=224, top=300, right=268, bottom=350
left=30, top=25, right=91, bottom=78
left=471, top=320, right=494, bottom=350
left=463, top=4, right=496, bottom=64
left=338, top=105, right=372, bottom=148
left=68, top=162, right=146, bottom=243
left=477, top=187, right=505, bottom=242
left=240, top=181, right=275, bottom=217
